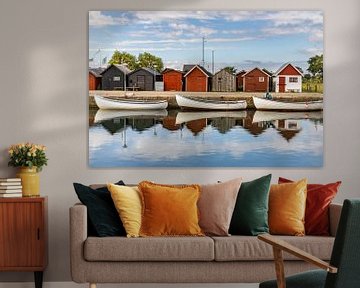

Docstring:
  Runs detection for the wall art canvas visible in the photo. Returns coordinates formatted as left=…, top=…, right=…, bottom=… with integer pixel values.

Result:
left=88, top=10, right=323, bottom=167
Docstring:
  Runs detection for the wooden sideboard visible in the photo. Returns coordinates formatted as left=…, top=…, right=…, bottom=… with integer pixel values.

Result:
left=0, top=197, right=48, bottom=288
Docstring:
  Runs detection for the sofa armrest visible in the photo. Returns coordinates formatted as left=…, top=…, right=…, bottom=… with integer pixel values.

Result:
left=69, top=203, right=88, bottom=283
left=329, top=203, right=342, bottom=237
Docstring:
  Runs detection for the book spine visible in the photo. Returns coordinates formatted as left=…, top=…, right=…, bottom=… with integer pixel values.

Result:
left=0, top=183, right=22, bottom=186
left=0, top=186, right=22, bottom=190
left=0, top=194, right=22, bottom=197
left=0, top=190, right=23, bottom=193
left=0, top=178, right=21, bottom=182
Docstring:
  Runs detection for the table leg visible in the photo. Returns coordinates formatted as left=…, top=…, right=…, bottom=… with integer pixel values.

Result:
left=34, top=271, right=43, bottom=288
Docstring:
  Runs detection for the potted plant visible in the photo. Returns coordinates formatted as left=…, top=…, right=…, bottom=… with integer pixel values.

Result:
left=8, top=143, right=48, bottom=197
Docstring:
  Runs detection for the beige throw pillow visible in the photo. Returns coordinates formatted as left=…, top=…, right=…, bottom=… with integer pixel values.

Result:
left=198, top=178, right=242, bottom=236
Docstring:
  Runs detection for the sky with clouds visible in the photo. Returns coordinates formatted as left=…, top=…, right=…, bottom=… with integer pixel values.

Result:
left=89, top=10, right=323, bottom=73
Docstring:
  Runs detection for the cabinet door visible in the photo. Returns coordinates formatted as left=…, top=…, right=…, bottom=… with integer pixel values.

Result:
left=0, top=202, right=44, bottom=268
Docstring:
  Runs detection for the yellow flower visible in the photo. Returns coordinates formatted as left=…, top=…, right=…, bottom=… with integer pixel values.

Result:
left=8, top=149, right=13, bottom=155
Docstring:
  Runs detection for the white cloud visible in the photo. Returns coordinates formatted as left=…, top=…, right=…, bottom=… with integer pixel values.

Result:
left=89, top=11, right=127, bottom=27
left=262, top=26, right=310, bottom=36
left=132, top=11, right=216, bottom=24
left=299, top=47, right=323, bottom=56
left=116, top=36, right=255, bottom=47
left=266, top=11, right=323, bottom=27
left=309, top=29, right=323, bottom=42
left=222, top=30, right=247, bottom=35
left=214, top=10, right=323, bottom=28
left=218, top=11, right=267, bottom=22
left=169, top=22, right=217, bottom=37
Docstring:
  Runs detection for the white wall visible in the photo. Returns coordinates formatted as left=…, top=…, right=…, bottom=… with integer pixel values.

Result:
left=0, top=0, right=359, bottom=283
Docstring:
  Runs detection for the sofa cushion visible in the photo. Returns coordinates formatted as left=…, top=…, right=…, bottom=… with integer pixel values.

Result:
left=229, top=174, right=271, bottom=236
left=279, top=177, right=341, bottom=236
left=139, top=181, right=203, bottom=237
left=212, top=236, right=334, bottom=261
left=198, top=178, right=242, bottom=236
left=108, top=184, right=142, bottom=238
left=269, top=179, right=307, bottom=236
left=73, top=181, right=126, bottom=237
left=84, top=236, right=214, bottom=262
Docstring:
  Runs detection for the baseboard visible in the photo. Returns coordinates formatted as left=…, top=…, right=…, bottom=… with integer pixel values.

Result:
left=0, top=282, right=259, bottom=288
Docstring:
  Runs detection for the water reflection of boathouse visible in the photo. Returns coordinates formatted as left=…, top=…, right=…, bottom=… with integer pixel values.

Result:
left=162, top=116, right=181, bottom=131
left=242, top=111, right=268, bottom=136
left=211, top=118, right=237, bottom=134
left=99, top=118, right=126, bottom=135
left=94, top=110, right=303, bottom=143
left=97, top=116, right=160, bottom=135
left=186, top=119, right=207, bottom=135
left=275, top=119, right=301, bottom=142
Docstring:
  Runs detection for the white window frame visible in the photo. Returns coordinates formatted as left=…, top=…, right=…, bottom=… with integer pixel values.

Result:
left=259, top=77, right=264, bottom=82
left=113, top=76, right=121, bottom=81
left=289, top=77, right=298, bottom=83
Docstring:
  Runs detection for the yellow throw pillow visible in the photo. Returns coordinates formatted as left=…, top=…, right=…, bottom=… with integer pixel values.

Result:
left=107, top=183, right=142, bottom=238
left=269, top=179, right=307, bottom=236
left=138, top=181, right=204, bottom=237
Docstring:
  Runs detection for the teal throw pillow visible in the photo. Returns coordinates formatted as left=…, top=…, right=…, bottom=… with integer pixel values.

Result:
left=229, top=174, right=272, bottom=236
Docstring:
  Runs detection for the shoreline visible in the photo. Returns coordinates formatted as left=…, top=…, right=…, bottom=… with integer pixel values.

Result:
left=89, top=90, right=323, bottom=109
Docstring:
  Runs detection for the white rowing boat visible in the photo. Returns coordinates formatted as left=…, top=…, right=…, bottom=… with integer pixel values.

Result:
left=94, top=95, right=168, bottom=110
left=252, top=110, right=323, bottom=123
left=94, top=109, right=168, bottom=123
left=252, top=96, right=323, bottom=111
left=175, top=111, right=247, bottom=125
left=176, top=94, right=247, bottom=110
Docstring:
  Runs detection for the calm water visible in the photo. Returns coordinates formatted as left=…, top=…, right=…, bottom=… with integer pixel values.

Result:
left=89, top=109, right=323, bottom=167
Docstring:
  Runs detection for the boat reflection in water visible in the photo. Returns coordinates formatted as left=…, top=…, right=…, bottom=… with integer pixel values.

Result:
left=89, top=109, right=323, bottom=167
left=251, top=110, right=323, bottom=142
left=94, top=109, right=168, bottom=123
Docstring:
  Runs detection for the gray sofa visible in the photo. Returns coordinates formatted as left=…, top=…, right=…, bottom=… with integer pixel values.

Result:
left=70, top=203, right=342, bottom=288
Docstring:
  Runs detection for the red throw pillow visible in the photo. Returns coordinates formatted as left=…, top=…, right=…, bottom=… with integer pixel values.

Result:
left=278, top=177, right=341, bottom=236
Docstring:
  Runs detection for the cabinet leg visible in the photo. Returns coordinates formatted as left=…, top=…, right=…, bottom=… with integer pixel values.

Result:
left=34, top=271, right=43, bottom=288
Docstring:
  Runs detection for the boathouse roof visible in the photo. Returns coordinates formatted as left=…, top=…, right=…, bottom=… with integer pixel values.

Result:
left=183, top=64, right=212, bottom=77
left=89, top=67, right=104, bottom=77
left=274, top=63, right=304, bottom=76
left=100, top=64, right=131, bottom=75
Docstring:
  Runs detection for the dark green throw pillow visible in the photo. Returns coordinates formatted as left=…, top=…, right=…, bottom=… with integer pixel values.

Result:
left=229, top=174, right=272, bottom=236
left=73, top=181, right=126, bottom=237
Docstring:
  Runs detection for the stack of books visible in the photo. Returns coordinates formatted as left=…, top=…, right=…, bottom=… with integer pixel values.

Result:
left=0, top=178, right=22, bottom=197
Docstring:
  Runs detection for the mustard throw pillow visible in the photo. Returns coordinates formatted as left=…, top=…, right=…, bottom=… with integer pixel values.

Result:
left=138, top=181, right=204, bottom=237
left=107, top=183, right=142, bottom=238
left=269, top=179, right=307, bottom=236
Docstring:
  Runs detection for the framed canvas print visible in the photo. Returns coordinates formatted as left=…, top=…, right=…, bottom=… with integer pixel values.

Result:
left=88, top=10, right=323, bottom=167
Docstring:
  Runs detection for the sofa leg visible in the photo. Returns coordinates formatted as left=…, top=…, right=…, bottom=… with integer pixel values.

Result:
left=89, top=283, right=96, bottom=288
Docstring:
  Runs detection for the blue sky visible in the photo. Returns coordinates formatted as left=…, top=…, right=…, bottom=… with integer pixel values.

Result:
left=89, top=11, right=323, bottom=73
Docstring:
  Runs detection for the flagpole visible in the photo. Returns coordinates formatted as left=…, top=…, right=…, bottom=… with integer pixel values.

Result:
left=202, top=37, right=205, bottom=67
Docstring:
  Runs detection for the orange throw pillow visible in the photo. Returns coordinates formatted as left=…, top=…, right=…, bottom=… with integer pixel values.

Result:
left=269, top=179, right=307, bottom=236
left=138, top=181, right=204, bottom=237
left=278, top=177, right=341, bottom=236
